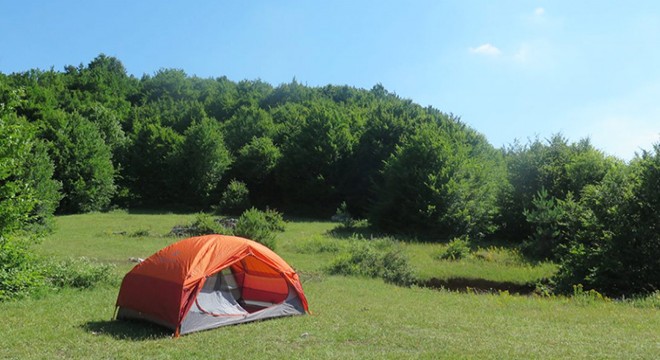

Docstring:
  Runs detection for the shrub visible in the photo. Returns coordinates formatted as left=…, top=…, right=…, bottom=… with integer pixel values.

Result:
left=234, top=208, right=282, bottom=249
left=523, top=188, right=572, bottom=260
left=43, top=257, right=115, bottom=289
left=218, top=180, right=251, bottom=215
left=553, top=147, right=660, bottom=297
left=262, top=208, right=286, bottom=232
left=369, top=121, right=504, bottom=239
left=172, top=212, right=231, bottom=237
left=1, top=238, right=115, bottom=301
left=334, top=201, right=356, bottom=229
left=0, top=237, right=44, bottom=301
left=326, top=240, right=415, bottom=286
left=437, top=236, right=471, bottom=261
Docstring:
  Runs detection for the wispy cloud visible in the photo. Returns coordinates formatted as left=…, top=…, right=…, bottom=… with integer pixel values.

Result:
left=469, top=43, right=501, bottom=57
left=534, top=7, right=545, bottom=16
left=513, top=44, right=530, bottom=63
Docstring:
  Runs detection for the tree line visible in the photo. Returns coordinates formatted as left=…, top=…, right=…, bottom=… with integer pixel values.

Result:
left=1, top=54, right=658, bottom=296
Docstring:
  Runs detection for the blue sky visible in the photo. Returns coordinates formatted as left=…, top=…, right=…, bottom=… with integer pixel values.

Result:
left=2, top=1, right=659, bottom=160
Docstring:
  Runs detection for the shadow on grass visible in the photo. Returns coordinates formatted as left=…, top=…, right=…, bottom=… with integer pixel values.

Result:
left=82, top=319, right=172, bottom=341
left=419, top=277, right=540, bottom=295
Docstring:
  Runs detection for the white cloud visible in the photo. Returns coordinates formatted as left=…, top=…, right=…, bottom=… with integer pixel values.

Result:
left=534, top=7, right=545, bottom=16
left=469, top=43, right=501, bottom=57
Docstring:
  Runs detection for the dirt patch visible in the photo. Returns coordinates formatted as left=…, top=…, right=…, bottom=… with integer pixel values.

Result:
left=418, top=277, right=536, bottom=295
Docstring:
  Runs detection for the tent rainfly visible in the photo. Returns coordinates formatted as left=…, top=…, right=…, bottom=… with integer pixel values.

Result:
left=115, top=234, right=309, bottom=336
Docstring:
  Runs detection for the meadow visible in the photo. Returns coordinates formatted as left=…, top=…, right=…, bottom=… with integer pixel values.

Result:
left=0, top=211, right=657, bottom=359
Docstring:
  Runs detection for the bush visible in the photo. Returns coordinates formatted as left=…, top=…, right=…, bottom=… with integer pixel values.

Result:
left=43, top=257, right=115, bottom=289
left=553, top=147, right=660, bottom=296
left=522, top=189, right=579, bottom=260
left=171, top=212, right=231, bottom=237
left=0, top=237, right=43, bottom=301
left=218, top=180, right=251, bottom=215
left=326, top=240, right=415, bottom=286
left=234, top=208, right=284, bottom=249
left=334, top=201, right=356, bottom=229
left=1, top=237, right=115, bottom=301
left=262, top=208, right=286, bottom=232
left=437, top=236, right=471, bottom=261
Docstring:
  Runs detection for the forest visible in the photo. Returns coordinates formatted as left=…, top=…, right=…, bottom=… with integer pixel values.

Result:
left=1, top=54, right=658, bottom=298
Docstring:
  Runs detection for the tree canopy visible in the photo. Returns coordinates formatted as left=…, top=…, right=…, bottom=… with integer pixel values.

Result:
left=1, top=54, right=658, bottom=296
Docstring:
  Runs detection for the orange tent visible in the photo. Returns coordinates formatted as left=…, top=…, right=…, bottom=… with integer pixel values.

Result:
left=115, top=234, right=309, bottom=336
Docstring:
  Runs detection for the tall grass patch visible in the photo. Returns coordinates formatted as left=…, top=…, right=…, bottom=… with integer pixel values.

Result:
left=326, top=237, right=415, bottom=286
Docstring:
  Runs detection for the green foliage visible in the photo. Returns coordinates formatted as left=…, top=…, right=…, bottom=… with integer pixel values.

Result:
left=0, top=90, right=62, bottom=301
left=370, top=120, right=503, bottom=239
left=498, top=135, right=612, bottom=241
left=141, top=68, right=195, bottom=102
left=22, top=140, right=63, bottom=234
left=522, top=189, right=582, bottom=260
left=554, top=146, right=660, bottom=296
left=288, top=235, right=344, bottom=254
left=175, top=213, right=231, bottom=237
left=571, top=284, right=609, bottom=306
left=4, top=55, right=660, bottom=297
left=0, top=115, right=40, bottom=235
left=41, top=257, right=115, bottom=289
left=218, top=180, right=251, bottom=215
left=0, top=237, right=44, bottom=301
left=0, top=237, right=113, bottom=301
left=262, top=208, right=286, bottom=232
left=233, top=208, right=285, bottom=249
left=0, top=104, right=60, bottom=236
left=625, top=291, right=660, bottom=309
left=45, top=111, right=116, bottom=213
left=276, top=101, right=359, bottom=208
left=223, top=105, right=277, bottom=152
left=233, top=136, right=282, bottom=182
left=123, top=121, right=183, bottom=205
left=334, top=201, right=357, bottom=229
left=437, top=237, right=471, bottom=261
left=326, top=239, right=415, bottom=286
left=180, top=117, right=232, bottom=205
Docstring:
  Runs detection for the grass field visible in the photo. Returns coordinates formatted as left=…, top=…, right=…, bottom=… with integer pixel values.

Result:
left=0, top=211, right=658, bottom=359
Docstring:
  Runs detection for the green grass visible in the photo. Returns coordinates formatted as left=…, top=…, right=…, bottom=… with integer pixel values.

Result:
left=0, top=212, right=658, bottom=359
left=407, top=242, right=557, bottom=283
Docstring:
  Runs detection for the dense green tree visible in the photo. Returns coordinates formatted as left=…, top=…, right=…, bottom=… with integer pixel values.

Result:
left=345, top=103, right=417, bottom=216
left=0, top=116, right=39, bottom=236
left=369, top=120, right=503, bottom=239
left=275, top=101, right=358, bottom=211
left=78, top=103, right=128, bottom=159
left=141, top=68, right=195, bottom=103
left=233, top=136, right=282, bottom=183
left=498, top=135, right=612, bottom=244
left=43, top=111, right=116, bottom=213
left=64, top=54, right=136, bottom=115
left=261, top=78, right=314, bottom=108
left=123, top=120, right=183, bottom=206
left=201, top=76, right=238, bottom=121
left=554, top=145, right=660, bottom=296
left=0, top=88, right=60, bottom=235
left=235, top=79, right=273, bottom=107
left=222, top=105, right=277, bottom=152
left=179, top=117, right=232, bottom=206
